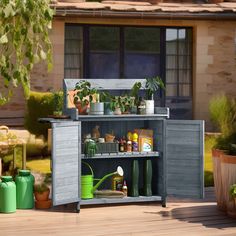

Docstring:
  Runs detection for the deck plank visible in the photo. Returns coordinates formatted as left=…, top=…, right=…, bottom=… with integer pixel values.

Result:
left=0, top=188, right=236, bottom=236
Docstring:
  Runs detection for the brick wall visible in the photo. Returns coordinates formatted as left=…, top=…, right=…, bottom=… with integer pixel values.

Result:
left=1, top=17, right=236, bottom=130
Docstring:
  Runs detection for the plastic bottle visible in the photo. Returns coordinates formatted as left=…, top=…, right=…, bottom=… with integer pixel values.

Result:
left=16, top=170, right=35, bottom=209
left=127, top=131, right=133, bottom=141
left=122, top=180, right=128, bottom=197
left=119, top=138, right=125, bottom=152
left=112, top=174, right=123, bottom=191
left=132, top=132, right=139, bottom=152
left=0, top=176, right=16, bottom=213
left=126, top=141, right=132, bottom=152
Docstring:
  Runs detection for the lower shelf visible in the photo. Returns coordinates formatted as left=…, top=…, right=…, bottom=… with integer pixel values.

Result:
left=80, top=195, right=162, bottom=205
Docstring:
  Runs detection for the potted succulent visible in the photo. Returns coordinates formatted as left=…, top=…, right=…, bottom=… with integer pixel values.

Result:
left=131, top=77, right=165, bottom=115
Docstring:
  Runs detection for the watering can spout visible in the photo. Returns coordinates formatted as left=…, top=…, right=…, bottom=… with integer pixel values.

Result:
left=92, top=166, right=124, bottom=193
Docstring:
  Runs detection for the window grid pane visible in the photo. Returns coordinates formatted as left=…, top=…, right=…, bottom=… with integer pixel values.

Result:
left=64, top=24, right=83, bottom=78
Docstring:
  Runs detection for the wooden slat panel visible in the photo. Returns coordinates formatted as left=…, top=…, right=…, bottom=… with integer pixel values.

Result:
left=165, top=120, right=204, bottom=198
left=52, top=121, right=81, bottom=206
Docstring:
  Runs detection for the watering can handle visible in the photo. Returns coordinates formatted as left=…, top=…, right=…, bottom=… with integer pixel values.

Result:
left=82, top=161, right=94, bottom=176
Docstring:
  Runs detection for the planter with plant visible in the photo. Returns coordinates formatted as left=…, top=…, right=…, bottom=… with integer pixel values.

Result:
left=209, top=95, right=236, bottom=211
left=112, top=95, right=135, bottom=115
left=90, top=92, right=104, bottom=115
left=131, top=76, right=165, bottom=115
left=73, top=80, right=97, bottom=115
left=100, top=92, right=113, bottom=115
left=34, top=177, right=51, bottom=209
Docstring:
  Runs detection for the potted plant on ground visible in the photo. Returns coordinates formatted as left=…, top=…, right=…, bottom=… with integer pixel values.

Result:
left=34, top=180, right=51, bottom=209
left=209, top=95, right=236, bottom=211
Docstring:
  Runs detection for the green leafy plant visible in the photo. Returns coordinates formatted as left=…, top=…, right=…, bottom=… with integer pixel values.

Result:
left=34, top=183, right=49, bottom=194
left=131, top=76, right=165, bottom=102
left=53, top=91, right=63, bottom=115
left=24, top=91, right=55, bottom=139
left=230, top=184, right=236, bottom=199
left=145, top=76, right=165, bottom=100
left=73, top=80, right=97, bottom=107
left=0, top=0, right=54, bottom=105
left=209, top=95, right=236, bottom=137
left=112, top=95, right=135, bottom=113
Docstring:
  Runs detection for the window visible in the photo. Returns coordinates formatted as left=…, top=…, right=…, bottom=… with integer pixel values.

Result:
left=64, top=25, right=83, bottom=78
left=64, top=24, right=193, bottom=119
left=165, top=28, right=192, bottom=119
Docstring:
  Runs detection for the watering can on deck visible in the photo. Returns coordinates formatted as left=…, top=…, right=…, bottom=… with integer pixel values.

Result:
left=81, top=162, right=124, bottom=199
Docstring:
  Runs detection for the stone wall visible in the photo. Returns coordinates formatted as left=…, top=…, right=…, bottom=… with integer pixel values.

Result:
left=1, top=17, right=236, bottom=130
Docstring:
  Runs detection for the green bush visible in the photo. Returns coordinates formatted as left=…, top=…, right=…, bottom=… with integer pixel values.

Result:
left=209, top=95, right=236, bottom=137
left=24, top=91, right=63, bottom=140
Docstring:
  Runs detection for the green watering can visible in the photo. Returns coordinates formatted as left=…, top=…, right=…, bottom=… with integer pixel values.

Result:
left=81, top=162, right=124, bottom=199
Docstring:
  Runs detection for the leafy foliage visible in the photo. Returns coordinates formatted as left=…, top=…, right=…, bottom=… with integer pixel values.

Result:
left=24, top=91, right=63, bottom=139
left=131, top=76, right=165, bottom=101
left=34, top=183, right=49, bottom=193
left=209, top=95, right=236, bottom=137
left=0, top=0, right=54, bottom=105
left=230, top=184, right=236, bottom=199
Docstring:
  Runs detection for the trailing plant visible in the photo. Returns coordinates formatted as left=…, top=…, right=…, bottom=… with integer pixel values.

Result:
left=209, top=95, right=236, bottom=137
left=0, top=0, right=54, bottom=105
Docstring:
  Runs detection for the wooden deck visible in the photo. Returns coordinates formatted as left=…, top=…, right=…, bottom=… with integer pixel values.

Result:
left=0, top=188, right=236, bottom=236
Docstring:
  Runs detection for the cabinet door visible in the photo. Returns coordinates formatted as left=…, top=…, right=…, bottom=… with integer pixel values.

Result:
left=165, top=120, right=204, bottom=198
left=52, top=122, right=81, bottom=206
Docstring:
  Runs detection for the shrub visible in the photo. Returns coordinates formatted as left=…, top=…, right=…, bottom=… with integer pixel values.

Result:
left=24, top=91, right=63, bottom=140
left=209, top=94, right=236, bottom=137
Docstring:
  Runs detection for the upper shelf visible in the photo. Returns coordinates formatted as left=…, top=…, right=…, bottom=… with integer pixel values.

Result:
left=77, top=113, right=168, bottom=122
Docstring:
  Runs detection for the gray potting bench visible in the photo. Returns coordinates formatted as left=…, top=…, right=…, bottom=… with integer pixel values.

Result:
left=42, top=79, right=204, bottom=213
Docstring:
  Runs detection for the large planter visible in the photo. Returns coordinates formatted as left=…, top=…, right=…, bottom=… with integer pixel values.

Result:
left=212, top=149, right=226, bottom=211
left=220, top=154, right=236, bottom=217
left=90, top=102, right=104, bottom=115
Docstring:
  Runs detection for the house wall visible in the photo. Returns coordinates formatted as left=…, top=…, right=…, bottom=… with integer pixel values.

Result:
left=1, top=16, right=236, bottom=130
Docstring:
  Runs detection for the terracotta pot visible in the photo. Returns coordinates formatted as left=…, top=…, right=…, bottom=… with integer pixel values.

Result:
left=75, top=101, right=89, bottom=115
left=212, top=148, right=227, bottom=211
left=220, top=153, right=236, bottom=214
left=35, top=200, right=52, bottom=209
left=34, top=189, right=50, bottom=201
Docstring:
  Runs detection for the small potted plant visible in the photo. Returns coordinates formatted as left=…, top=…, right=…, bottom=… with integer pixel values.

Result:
left=73, top=80, right=96, bottom=115
left=89, top=91, right=104, bottom=115
left=100, top=91, right=113, bottom=115
left=131, top=77, right=165, bottom=115
left=34, top=176, right=51, bottom=209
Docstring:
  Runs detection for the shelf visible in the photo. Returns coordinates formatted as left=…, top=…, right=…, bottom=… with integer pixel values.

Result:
left=77, top=114, right=168, bottom=122
left=81, top=151, right=160, bottom=159
left=80, top=195, right=162, bottom=205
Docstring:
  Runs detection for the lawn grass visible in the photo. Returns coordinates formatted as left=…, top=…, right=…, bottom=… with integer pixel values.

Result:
left=27, top=158, right=51, bottom=174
